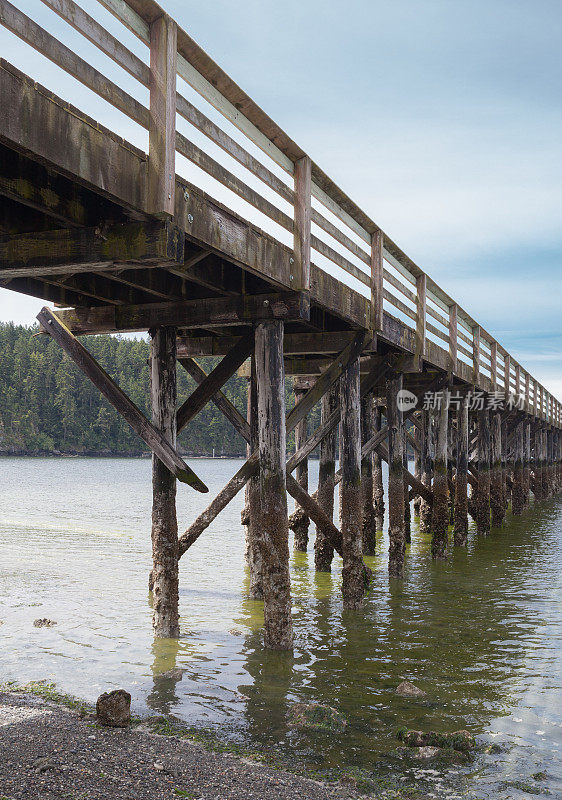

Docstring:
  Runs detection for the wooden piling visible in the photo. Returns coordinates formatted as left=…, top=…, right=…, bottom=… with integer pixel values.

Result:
left=454, top=401, right=469, bottom=545
left=512, top=420, right=525, bottom=515
left=533, top=428, right=542, bottom=500
left=372, top=403, right=385, bottom=531
left=361, top=393, right=377, bottom=556
left=523, top=420, right=531, bottom=509
left=150, top=326, right=180, bottom=638
left=386, top=374, right=405, bottom=577
left=502, top=417, right=510, bottom=515
left=419, top=409, right=433, bottom=534
left=245, top=359, right=264, bottom=599
left=340, top=355, right=365, bottom=608
left=474, top=409, right=491, bottom=534
left=290, top=377, right=311, bottom=552
left=413, top=417, right=421, bottom=517
left=431, top=397, right=449, bottom=559
left=540, top=428, right=549, bottom=499
left=490, top=412, right=504, bottom=527
left=314, top=384, right=337, bottom=571
left=255, top=320, right=293, bottom=650
left=403, top=430, right=412, bottom=545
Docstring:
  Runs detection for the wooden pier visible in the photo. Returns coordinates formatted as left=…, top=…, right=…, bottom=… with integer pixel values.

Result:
left=1, top=0, right=561, bottom=647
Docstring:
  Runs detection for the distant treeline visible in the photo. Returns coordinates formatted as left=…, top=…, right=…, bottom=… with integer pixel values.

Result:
left=0, top=323, right=315, bottom=457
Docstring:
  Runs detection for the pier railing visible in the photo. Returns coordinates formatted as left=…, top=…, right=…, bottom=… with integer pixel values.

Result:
left=0, top=0, right=559, bottom=427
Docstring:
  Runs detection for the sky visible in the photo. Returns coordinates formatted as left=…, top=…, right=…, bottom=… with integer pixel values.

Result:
left=1, top=0, right=561, bottom=397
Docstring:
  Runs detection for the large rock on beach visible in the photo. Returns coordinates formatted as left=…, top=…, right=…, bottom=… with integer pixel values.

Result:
left=96, top=689, right=131, bottom=728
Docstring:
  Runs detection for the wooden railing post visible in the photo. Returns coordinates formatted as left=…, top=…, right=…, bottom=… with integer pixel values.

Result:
left=490, top=341, right=497, bottom=390
left=370, top=230, right=383, bottom=332
left=504, top=354, right=511, bottom=397
left=525, top=372, right=530, bottom=414
left=448, top=303, right=458, bottom=375
left=515, top=364, right=521, bottom=402
left=293, top=155, right=311, bottom=291
left=148, top=14, right=177, bottom=217
left=472, top=325, right=480, bottom=384
left=415, top=273, right=427, bottom=367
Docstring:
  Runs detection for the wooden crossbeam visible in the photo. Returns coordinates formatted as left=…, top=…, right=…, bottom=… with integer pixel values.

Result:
left=0, top=221, right=184, bottom=279
left=177, top=331, right=370, bottom=555
left=176, top=333, right=254, bottom=432
left=177, top=331, right=374, bottom=357
left=178, top=358, right=250, bottom=442
left=48, top=291, right=310, bottom=334
left=36, top=307, right=208, bottom=492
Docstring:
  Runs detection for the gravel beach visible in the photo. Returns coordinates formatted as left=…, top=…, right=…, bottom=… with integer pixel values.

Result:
left=0, top=690, right=362, bottom=800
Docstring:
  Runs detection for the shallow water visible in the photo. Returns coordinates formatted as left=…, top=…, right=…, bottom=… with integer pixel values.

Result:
left=1, top=456, right=561, bottom=797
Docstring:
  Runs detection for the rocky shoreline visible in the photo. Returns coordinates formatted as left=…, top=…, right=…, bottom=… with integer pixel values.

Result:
left=0, top=689, right=368, bottom=800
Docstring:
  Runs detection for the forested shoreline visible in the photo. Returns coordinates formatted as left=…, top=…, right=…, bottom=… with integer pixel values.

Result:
left=0, top=323, right=313, bottom=457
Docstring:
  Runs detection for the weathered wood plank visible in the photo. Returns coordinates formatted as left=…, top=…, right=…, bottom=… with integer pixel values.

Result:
left=49, top=291, right=310, bottom=334
left=415, top=273, right=426, bottom=365
left=293, top=155, right=311, bottom=291
left=0, top=60, right=147, bottom=211
left=148, top=14, right=177, bottom=216
left=0, top=222, right=184, bottom=278
left=448, top=303, right=458, bottom=374
left=371, top=230, right=383, bottom=332
left=177, top=331, right=363, bottom=357
left=36, top=306, right=208, bottom=490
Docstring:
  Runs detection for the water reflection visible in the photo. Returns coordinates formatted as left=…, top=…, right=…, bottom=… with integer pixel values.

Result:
left=1, top=457, right=561, bottom=797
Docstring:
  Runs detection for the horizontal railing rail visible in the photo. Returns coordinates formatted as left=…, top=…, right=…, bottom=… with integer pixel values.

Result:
left=0, top=0, right=559, bottom=427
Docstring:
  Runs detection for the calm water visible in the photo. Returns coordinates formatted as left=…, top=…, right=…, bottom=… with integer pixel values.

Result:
left=1, top=456, right=561, bottom=798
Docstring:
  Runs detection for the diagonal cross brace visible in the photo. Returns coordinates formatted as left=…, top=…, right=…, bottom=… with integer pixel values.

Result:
left=177, top=331, right=371, bottom=555
left=176, top=332, right=254, bottom=432
left=178, top=358, right=250, bottom=441
left=37, top=307, right=208, bottom=492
